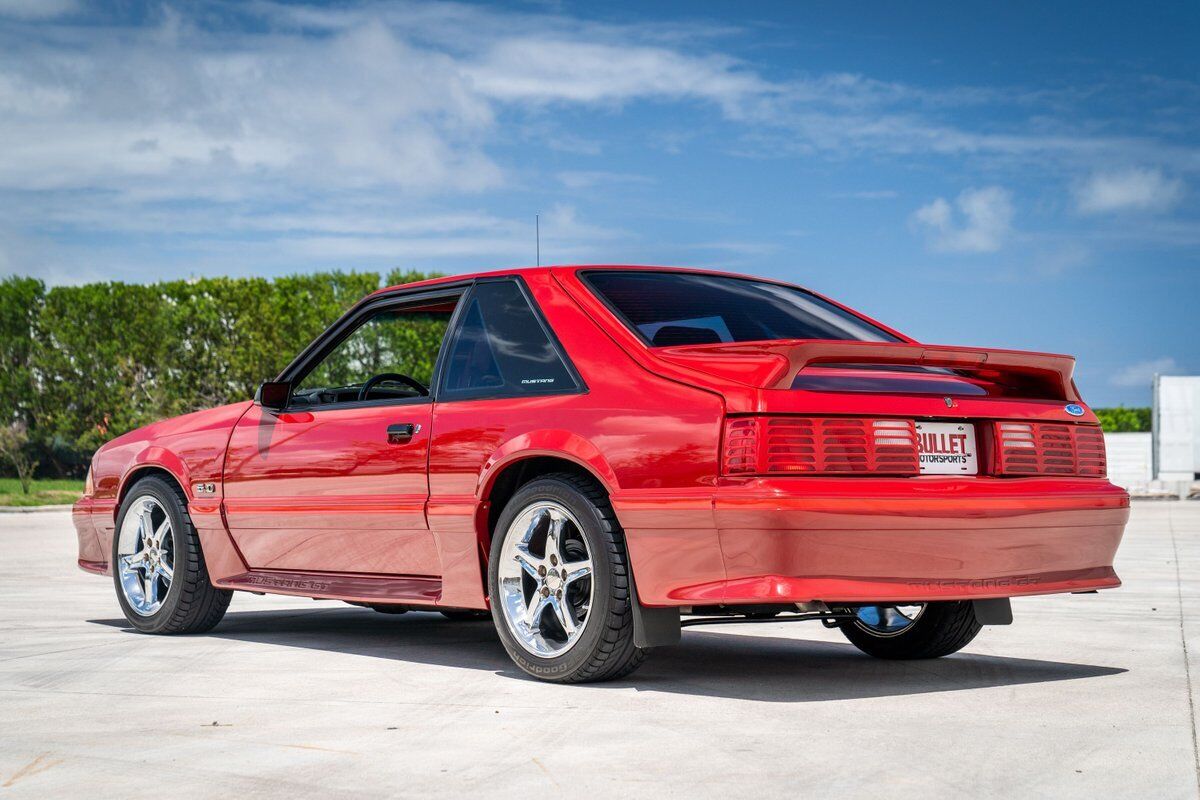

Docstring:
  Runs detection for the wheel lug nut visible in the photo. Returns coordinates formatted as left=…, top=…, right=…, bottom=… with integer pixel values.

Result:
left=556, top=590, right=562, bottom=599
left=541, top=587, right=550, bottom=597
left=538, top=565, right=547, bottom=577
left=550, top=555, right=557, bottom=566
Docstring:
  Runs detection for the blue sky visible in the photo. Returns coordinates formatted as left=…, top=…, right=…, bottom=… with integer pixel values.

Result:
left=1, top=0, right=1197, bottom=406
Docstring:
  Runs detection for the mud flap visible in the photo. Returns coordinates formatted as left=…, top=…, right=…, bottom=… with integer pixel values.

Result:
left=629, top=568, right=681, bottom=648
left=972, top=598, right=1013, bottom=626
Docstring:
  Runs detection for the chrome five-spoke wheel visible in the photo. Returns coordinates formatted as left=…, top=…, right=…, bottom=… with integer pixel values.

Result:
left=111, top=476, right=232, bottom=633
left=853, top=604, right=925, bottom=637
left=116, top=495, right=175, bottom=615
left=497, top=501, right=594, bottom=657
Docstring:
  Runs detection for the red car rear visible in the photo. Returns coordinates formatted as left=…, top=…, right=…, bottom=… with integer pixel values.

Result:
left=73, top=266, right=1128, bottom=682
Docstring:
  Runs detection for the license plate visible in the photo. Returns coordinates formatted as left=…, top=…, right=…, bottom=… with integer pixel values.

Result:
left=915, top=421, right=977, bottom=475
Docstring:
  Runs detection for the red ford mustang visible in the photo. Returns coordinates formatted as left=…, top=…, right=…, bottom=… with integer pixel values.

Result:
left=73, top=266, right=1128, bottom=682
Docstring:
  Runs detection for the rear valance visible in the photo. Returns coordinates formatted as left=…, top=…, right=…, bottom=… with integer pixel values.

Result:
left=654, top=340, right=1078, bottom=401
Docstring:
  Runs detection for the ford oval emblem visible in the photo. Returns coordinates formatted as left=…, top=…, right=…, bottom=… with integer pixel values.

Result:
left=1064, top=404, right=1085, bottom=417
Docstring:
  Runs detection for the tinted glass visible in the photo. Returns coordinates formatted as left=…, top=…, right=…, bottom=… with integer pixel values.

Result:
left=441, top=281, right=576, bottom=398
left=293, top=306, right=454, bottom=403
left=584, top=271, right=900, bottom=345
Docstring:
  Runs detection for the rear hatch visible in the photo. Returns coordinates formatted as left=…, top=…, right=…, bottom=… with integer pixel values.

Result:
left=652, top=339, right=1078, bottom=400
left=647, top=339, right=1105, bottom=479
left=558, top=267, right=1106, bottom=480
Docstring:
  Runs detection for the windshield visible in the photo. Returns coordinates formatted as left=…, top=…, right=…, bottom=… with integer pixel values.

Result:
left=582, top=271, right=901, bottom=346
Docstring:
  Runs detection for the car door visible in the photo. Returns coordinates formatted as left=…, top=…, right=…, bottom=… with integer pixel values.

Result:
left=221, top=288, right=463, bottom=576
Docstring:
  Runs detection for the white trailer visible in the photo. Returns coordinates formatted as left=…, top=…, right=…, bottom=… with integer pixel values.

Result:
left=1154, top=375, right=1200, bottom=483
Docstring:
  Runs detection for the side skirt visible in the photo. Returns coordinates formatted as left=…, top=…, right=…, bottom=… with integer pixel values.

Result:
left=217, top=569, right=442, bottom=605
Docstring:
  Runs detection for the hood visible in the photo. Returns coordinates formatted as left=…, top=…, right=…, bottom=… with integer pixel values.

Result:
left=100, top=401, right=255, bottom=452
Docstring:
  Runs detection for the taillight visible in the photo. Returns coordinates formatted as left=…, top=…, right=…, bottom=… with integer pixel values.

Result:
left=723, top=416, right=919, bottom=476
left=993, top=422, right=1106, bottom=477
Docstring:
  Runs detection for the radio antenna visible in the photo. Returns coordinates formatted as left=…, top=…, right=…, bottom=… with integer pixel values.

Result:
left=536, top=213, right=540, bottom=266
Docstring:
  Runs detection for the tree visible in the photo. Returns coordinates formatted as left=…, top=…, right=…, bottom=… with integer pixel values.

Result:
left=0, top=422, right=38, bottom=493
left=1, top=269, right=445, bottom=478
left=0, top=276, right=44, bottom=428
left=1093, top=407, right=1152, bottom=433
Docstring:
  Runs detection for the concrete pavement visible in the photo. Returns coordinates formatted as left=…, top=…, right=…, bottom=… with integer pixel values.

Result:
left=1, top=504, right=1198, bottom=798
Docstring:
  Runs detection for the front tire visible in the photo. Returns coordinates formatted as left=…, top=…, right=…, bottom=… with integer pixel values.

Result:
left=837, top=601, right=981, bottom=659
left=112, top=476, right=232, bottom=634
left=488, top=473, right=645, bottom=683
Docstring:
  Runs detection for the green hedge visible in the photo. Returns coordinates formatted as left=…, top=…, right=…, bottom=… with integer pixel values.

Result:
left=1, top=270, right=1157, bottom=476
left=1092, top=406, right=1152, bottom=433
left=0, top=270, right=439, bottom=477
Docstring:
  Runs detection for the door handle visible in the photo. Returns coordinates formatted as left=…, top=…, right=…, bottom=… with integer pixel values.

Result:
left=386, top=422, right=420, bottom=444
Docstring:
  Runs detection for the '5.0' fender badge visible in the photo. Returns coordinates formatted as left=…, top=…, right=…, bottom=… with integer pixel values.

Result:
left=193, top=482, right=217, bottom=495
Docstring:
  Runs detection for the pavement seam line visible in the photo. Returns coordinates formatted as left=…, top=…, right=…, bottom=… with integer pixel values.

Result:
left=1168, top=505, right=1200, bottom=798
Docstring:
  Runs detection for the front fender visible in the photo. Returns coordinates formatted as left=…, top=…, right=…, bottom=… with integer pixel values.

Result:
left=117, top=445, right=193, bottom=509
left=109, top=439, right=245, bottom=584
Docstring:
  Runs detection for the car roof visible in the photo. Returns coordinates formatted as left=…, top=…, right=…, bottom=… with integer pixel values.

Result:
left=370, top=263, right=912, bottom=344
left=370, top=264, right=777, bottom=296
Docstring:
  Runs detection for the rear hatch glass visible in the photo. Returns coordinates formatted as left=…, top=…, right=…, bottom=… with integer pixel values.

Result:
left=581, top=271, right=1059, bottom=399
left=582, top=270, right=901, bottom=346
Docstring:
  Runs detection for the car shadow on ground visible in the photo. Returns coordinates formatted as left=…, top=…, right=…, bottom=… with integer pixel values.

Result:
left=88, top=606, right=1126, bottom=703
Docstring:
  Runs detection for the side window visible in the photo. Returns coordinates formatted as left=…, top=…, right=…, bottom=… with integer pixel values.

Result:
left=291, top=302, right=456, bottom=406
left=440, top=281, right=577, bottom=399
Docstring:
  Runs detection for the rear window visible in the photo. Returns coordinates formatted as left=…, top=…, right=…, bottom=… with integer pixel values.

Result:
left=582, top=271, right=901, bottom=346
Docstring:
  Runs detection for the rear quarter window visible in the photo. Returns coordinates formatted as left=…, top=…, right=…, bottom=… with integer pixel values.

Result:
left=439, top=280, right=579, bottom=400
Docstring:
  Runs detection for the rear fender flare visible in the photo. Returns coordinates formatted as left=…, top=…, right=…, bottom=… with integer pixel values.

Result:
left=476, top=430, right=620, bottom=500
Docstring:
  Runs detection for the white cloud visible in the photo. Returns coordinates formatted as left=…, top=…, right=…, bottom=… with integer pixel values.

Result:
left=0, top=18, right=501, bottom=196
left=911, top=186, right=1014, bottom=253
left=913, top=197, right=951, bottom=226
left=0, top=1, right=1197, bottom=282
left=1, top=196, right=628, bottom=281
left=5, top=2, right=1187, bottom=211
left=0, top=4, right=777, bottom=212
left=1111, top=357, right=1180, bottom=387
left=1075, top=168, right=1185, bottom=214
left=557, top=171, right=654, bottom=189
left=0, top=0, right=77, bottom=19
left=464, top=37, right=768, bottom=112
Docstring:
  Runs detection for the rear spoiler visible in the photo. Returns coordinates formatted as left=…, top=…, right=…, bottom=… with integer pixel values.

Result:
left=653, top=340, right=1079, bottom=401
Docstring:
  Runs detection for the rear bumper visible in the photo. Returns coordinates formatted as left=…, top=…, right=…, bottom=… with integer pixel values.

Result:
left=616, top=477, right=1129, bottom=606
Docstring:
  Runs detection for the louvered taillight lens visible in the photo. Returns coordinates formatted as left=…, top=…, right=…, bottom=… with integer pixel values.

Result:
left=723, top=416, right=919, bottom=476
left=993, top=422, right=1106, bottom=477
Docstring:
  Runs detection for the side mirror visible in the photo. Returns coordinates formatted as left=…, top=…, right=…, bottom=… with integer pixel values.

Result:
left=257, top=381, right=292, bottom=411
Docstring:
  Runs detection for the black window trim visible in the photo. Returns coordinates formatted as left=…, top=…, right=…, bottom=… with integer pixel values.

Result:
left=434, top=275, right=587, bottom=403
left=577, top=268, right=903, bottom=348
left=273, top=282, right=472, bottom=414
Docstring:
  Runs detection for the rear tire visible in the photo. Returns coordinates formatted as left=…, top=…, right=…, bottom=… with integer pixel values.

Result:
left=112, top=476, right=232, bottom=634
left=488, top=473, right=645, bottom=683
left=837, top=601, right=981, bottom=659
